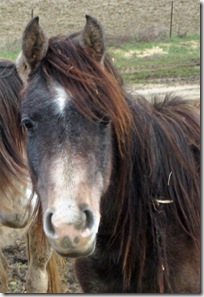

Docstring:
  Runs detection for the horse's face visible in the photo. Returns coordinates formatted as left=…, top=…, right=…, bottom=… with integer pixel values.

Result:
left=22, top=81, right=112, bottom=256
left=20, top=16, right=113, bottom=256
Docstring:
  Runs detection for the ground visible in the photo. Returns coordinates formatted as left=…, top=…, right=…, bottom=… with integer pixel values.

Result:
left=2, top=77, right=200, bottom=294
left=4, top=240, right=82, bottom=293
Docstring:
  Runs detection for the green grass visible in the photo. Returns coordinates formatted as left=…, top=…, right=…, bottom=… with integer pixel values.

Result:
left=107, top=34, right=200, bottom=83
left=0, top=40, right=21, bottom=60
left=0, top=35, right=200, bottom=84
left=0, top=51, right=20, bottom=60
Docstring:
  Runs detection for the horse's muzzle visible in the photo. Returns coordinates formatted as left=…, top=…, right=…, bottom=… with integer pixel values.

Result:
left=43, top=204, right=99, bottom=257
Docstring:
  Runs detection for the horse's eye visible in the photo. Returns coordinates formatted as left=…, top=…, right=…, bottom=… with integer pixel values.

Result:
left=21, top=117, right=35, bottom=132
left=101, top=115, right=111, bottom=127
left=93, top=110, right=111, bottom=127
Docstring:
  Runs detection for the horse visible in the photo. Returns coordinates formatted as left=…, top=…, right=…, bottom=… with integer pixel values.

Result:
left=0, top=58, right=30, bottom=291
left=0, top=59, right=64, bottom=293
left=0, top=59, right=30, bottom=228
left=18, top=15, right=200, bottom=293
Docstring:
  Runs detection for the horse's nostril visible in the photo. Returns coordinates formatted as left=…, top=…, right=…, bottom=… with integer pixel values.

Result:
left=84, top=208, right=94, bottom=230
left=44, top=210, right=55, bottom=236
left=79, top=204, right=95, bottom=230
left=75, top=206, right=95, bottom=239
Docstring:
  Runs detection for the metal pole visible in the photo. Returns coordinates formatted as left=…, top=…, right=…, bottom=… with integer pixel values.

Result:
left=170, top=1, right=173, bottom=39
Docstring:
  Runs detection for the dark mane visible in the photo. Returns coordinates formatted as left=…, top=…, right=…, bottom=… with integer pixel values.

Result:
left=118, top=94, right=200, bottom=290
left=25, top=34, right=200, bottom=292
left=0, top=59, right=27, bottom=210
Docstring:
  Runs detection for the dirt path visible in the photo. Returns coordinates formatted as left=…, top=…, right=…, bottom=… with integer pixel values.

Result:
left=127, top=83, right=200, bottom=102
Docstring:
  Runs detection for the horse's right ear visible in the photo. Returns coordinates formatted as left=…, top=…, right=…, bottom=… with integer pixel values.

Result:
left=22, top=16, right=48, bottom=69
left=80, top=15, right=106, bottom=63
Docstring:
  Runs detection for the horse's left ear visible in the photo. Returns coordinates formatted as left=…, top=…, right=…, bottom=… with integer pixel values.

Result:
left=80, top=15, right=105, bottom=63
left=22, top=16, right=48, bottom=69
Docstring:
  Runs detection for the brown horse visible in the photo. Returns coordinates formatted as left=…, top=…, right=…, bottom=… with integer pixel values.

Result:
left=0, top=59, right=31, bottom=291
left=18, top=16, right=200, bottom=293
left=0, top=59, right=64, bottom=293
left=0, top=59, right=30, bottom=227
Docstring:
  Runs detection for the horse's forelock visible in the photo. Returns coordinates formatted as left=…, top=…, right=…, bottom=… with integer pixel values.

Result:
left=38, top=35, right=133, bottom=157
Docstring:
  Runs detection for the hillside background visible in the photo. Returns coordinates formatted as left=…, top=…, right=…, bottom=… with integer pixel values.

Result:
left=0, top=0, right=200, bottom=48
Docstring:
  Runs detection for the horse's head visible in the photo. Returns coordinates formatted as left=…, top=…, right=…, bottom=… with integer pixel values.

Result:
left=0, top=59, right=32, bottom=228
left=19, top=16, right=129, bottom=257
